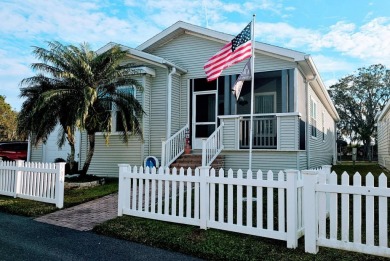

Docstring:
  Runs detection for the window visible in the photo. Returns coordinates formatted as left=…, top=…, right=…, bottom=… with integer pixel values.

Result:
left=310, top=98, right=317, bottom=138
left=113, top=86, right=136, bottom=132
left=255, top=92, right=276, bottom=113
left=98, top=86, right=137, bottom=133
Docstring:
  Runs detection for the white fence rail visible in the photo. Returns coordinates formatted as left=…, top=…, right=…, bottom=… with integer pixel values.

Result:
left=304, top=169, right=390, bottom=257
left=0, top=160, right=65, bottom=208
left=118, top=165, right=304, bottom=248
left=161, top=124, right=188, bottom=168
left=202, top=122, right=224, bottom=167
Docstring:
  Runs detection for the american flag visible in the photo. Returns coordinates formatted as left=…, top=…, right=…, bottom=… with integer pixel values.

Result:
left=204, top=22, right=252, bottom=82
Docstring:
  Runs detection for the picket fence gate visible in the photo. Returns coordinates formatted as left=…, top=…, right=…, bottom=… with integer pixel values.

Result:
left=304, top=170, right=390, bottom=258
left=118, top=164, right=306, bottom=248
left=0, top=160, right=65, bottom=208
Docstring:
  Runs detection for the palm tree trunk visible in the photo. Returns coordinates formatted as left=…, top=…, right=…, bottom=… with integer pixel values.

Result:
left=81, top=133, right=95, bottom=176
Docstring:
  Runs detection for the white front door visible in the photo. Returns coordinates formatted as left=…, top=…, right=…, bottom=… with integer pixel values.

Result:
left=192, top=91, right=217, bottom=149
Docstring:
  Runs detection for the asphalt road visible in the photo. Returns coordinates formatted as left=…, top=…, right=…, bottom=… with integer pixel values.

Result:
left=0, top=212, right=202, bottom=261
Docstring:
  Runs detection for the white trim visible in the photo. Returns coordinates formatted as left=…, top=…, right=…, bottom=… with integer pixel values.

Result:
left=97, top=42, right=187, bottom=73
left=378, top=100, right=390, bottom=121
left=218, top=112, right=301, bottom=119
left=192, top=90, right=218, bottom=149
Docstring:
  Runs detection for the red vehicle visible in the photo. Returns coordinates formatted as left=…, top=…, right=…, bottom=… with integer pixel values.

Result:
left=0, top=142, right=28, bottom=161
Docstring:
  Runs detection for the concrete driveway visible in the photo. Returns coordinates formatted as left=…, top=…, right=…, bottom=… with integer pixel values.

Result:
left=0, top=212, right=202, bottom=261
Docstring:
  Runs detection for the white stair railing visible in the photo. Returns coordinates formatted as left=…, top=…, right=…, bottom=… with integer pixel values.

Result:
left=202, top=122, right=224, bottom=166
left=161, top=124, right=188, bottom=168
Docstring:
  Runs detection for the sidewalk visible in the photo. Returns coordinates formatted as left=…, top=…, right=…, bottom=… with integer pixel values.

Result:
left=35, top=193, right=118, bottom=231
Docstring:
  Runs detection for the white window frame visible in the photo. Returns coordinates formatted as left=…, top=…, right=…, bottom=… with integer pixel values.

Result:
left=310, top=98, right=317, bottom=138
left=96, top=86, right=137, bottom=135
left=254, top=92, right=277, bottom=114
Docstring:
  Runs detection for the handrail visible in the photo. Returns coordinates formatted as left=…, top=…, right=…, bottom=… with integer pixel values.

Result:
left=161, top=124, right=188, bottom=168
left=202, top=123, right=224, bottom=166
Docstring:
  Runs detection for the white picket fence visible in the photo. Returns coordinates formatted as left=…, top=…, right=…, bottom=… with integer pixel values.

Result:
left=118, top=165, right=305, bottom=248
left=304, top=170, right=390, bottom=257
left=0, top=160, right=65, bottom=208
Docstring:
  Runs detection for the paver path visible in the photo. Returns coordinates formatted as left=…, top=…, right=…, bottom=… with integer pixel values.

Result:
left=35, top=193, right=118, bottom=231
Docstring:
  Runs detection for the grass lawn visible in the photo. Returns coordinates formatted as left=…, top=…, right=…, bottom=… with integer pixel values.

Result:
left=0, top=178, right=118, bottom=217
left=94, top=163, right=390, bottom=260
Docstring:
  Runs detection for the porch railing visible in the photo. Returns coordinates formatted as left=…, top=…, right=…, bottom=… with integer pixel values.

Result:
left=240, top=115, right=277, bottom=149
left=161, top=124, right=188, bottom=168
left=202, top=122, right=224, bottom=166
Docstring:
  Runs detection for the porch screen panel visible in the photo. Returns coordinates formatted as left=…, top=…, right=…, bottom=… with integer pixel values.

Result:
left=255, top=95, right=275, bottom=114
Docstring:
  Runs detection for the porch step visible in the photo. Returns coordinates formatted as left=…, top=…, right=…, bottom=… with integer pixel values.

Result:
left=170, top=154, right=224, bottom=170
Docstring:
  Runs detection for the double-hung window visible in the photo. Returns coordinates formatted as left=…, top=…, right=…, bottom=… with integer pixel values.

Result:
left=310, top=98, right=317, bottom=138
left=113, top=86, right=137, bottom=132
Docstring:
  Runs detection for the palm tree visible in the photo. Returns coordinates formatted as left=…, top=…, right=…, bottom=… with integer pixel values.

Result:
left=18, top=41, right=144, bottom=176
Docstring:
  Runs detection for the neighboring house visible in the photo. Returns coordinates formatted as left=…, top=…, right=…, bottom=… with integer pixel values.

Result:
left=30, top=21, right=339, bottom=177
left=377, top=100, right=390, bottom=170
left=29, top=124, right=81, bottom=163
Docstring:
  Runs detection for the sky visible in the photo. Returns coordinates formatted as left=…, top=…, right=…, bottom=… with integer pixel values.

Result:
left=1, top=0, right=390, bottom=111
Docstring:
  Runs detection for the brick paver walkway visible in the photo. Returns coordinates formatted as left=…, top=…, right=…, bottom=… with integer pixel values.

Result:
left=35, top=193, right=118, bottom=231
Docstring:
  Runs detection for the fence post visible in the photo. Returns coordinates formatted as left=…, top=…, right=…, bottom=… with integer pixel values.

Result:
left=118, top=164, right=131, bottom=216
left=161, top=139, right=166, bottom=168
left=285, top=169, right=299, bottom=248
left=321, top=165, right=331, bottom=216
left=55, top=162, right=66, bottom=208
left=14, top=160, right=24, bottom=198
left=199, top=166, right=210, bottom=229
left=302, top=170, right=319, bottom=254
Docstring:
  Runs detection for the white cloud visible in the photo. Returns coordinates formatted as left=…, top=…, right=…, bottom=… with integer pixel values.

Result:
left=311, top=55, right=355, bottom=74
left=0, top=0, right=158, bottom=47
left=314, top=18, right=390, bottom=66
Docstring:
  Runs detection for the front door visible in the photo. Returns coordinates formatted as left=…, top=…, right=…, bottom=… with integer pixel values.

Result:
left=192, top=91, right=217, bottom=149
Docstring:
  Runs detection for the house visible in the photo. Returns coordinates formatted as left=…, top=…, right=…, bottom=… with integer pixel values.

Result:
left=29, top=21, right=339, bottom=177
left=28, top=124, right=81, bottom=164
left=377, top=100, right=390, bottom=170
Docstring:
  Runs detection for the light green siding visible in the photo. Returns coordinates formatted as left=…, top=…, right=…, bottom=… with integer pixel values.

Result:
left=220, top=117, right=238, bottom=150
left=222, top=150, right=300, bottom=173
left=278, top=115, right=299, bottom=150
left=150, top=33, right=297, bottom=80
left=378, top=109, right=390, bottom=170
left=85, top=135, right=142, bottom=177
left=149, top=66, right=168, bottom=158
left=142, top=75, right=152, bottom=157
left=308, top=84, right=336, bottom=168
left=171, top=74, right=182, bottom=134
left=30, top=143, right=43, bottom=162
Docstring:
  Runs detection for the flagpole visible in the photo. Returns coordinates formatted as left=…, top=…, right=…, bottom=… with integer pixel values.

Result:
left=248, top=14, right=255, bottom=171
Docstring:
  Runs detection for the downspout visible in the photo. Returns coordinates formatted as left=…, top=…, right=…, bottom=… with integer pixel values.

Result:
left=167, top=67, right=176, bottom=138
left=305, top=75, right=317, bottom=169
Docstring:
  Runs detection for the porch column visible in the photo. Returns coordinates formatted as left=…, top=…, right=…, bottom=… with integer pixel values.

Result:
left=224, top=76, right=230, bottom=115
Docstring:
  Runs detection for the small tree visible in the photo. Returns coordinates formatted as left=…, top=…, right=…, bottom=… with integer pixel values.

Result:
left=0, top=95, right=20, bottom=141
left=18, top=42, right=144, bottom=175
left=328, top=64, right=390, bottom=161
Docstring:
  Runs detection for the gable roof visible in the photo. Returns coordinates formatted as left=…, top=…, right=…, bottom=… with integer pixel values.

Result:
left=97, top=42, right=187, bottom=73
left=137, top=21, right=339, bottom=121
left=377, top=100, right=390, bottom=121
left=137, top=21, right=307, bottom=62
